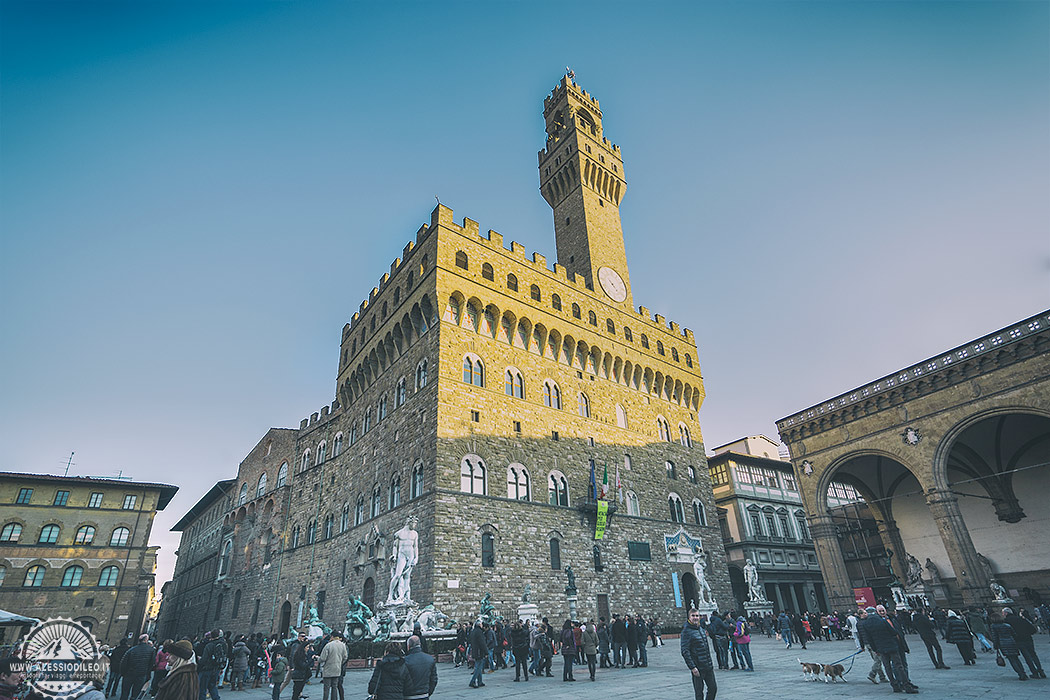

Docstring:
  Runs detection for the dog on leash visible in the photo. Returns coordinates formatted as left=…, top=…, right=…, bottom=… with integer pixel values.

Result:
left=799, top=659, right=847, bottom=683
left=799, top=659, right=822, bottom=681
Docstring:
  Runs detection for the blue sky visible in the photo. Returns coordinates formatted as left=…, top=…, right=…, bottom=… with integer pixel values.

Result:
left=2, top=1, right=1047, bottom=587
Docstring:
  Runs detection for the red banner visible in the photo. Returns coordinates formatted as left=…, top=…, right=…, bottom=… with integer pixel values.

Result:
left=854, top=587, right=876, bottom=608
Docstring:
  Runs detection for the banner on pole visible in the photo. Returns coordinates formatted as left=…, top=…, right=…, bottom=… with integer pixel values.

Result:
left=594, top=500, right=609, bottom=540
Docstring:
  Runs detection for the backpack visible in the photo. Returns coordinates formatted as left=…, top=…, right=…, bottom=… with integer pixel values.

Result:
left=206, top=640, right=228, bottom=670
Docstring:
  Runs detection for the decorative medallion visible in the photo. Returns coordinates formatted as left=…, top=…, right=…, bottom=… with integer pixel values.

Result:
left=802, top=460, right=814, bottom=476
left=901, top=427, right=922, bottom=446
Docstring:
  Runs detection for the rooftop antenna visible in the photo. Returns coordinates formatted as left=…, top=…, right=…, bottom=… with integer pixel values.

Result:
left=64, top=451, right=75, bottom=476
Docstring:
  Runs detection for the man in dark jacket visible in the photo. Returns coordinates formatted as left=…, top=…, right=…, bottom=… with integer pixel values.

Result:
left=859, top=607, right=917, bottom=693
left=467, top=621, right=488, bottom=689
left=107, top=639, right=129, bottom=698
left=1003, top=608, right=1045, bottom=678
left=706, top=613, right=729, bottom=670
left=682, top=609, right=716, bottom=700
left=402, top=636, right=437, bottom=699
left=633, top=617, right=648, bottom=667
left=197, top=630, right=227, bottom=700
left=120, top=635, right=156, bottom=700
left=912, top=611, right=949, bottom=669
left=610, top=615, right=627, bottom=669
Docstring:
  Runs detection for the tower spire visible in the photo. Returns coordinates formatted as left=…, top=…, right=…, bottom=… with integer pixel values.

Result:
left=538, top=76, right=632, bottom=308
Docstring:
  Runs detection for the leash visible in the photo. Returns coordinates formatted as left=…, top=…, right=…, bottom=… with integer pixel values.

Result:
left=829, top=649, right=863, bottom=674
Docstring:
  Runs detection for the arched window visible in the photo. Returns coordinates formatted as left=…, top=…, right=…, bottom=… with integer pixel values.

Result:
left=672, top=347, right=680, bottom=362
left=291, top=527, right=300, bottom=549
left=324, top=515, right=334, bottom=540
left=110, top=527, right=131, bottom=547
left=615, top=404, right=628, bottom=429
left=481, top=262, right=493, bottom=280
left=572, top=303, right=581, bottom=320
left=219, top=540, right=233, bottom=576
left=397, top=377, right=407, bottom=406
left=692, top=500, right=706, bottom=526
left=277, top=462, right=288, bottom=488
left=507, top=464, right=530, bottom=501
left=530, top=284, right=541, bottom=301
left=232, top=589, right=242, bottom=618
left=551, top=294, right=562, bottom=311
left=456, top=251, right=468, bottom=269
left=256, top=473, right=268, bottom=499
left=606, top=319, right=615, bottom=334
left=23, top=565, right=46, bottom=587
left=238, top=483, right=248, bottom=506
left=98, top=566, right=119, bottom=587
left=74, top=525, right=95, bottom=545
left=463, top=354, right=484, bottom=386
left=38, top=524, right=60, bottom=544
left=687, top=466, right=697, bottom=484
left=685, top=354, right=693, bottom=368
left=364, top=408, right=373, bottom=432
left=317, top=441, right=327, bottom=463
left=679, top=424, right=692, bottom=448
left=411, top=462, right=424, bottom=499
left=370, top=486, right=382, bottom=518
left=548, top=471, right=569, bottom=506
left=658, top=417, right=671, bottom=442
left=62, top=565, right=84, bottom=587
left=444, top=296, right=461, bottom=324
left=481, top=533, right=494, bottom=568
left=460, top=455, right=486, bottom=495
left=504, top=368, right=524, bottom=398
left=542, top=380, right=561, bottom=409
left=578, top=392, right=590, bottom=418
left=657, top=340, right=665, bottom=355
left=549, top=538, right=561, bottom=570
left=355, top=496, right=365, bottom=526
left=626, top=491, right=640, bottom=516
left=794, top=510, right=810, bottom=540
left=341, top=503, right=349, bottom=532
left=588, top=310, right=597, bottom=326
left=378, top=396, right=388, bottom=421
left=0, top=523, right=22, bottom=543
left=506, top=274, right=518, bottom=292
left=300, top=450, right=311, bottom=473
left=389, top=475, right=401, bottom=509
left=415, top=359, right=428, bottom=389
left=307, top=520, right=317, bottom=544
left=666, top=461, right=677, bottom=480
left=640, top=334, right=650, bottom=349
left=624, top=326, right=633, bottom=342
left=333, top=433, right=343, bottom=457
left=668, top=494, right=685, bottom=523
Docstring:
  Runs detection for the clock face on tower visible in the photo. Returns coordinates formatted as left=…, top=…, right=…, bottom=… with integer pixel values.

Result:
left=598, top=266, right=627, bottom=303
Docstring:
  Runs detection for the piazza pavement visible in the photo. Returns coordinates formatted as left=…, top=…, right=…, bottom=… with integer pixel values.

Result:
left=221, top=631, right=1049, bottom=700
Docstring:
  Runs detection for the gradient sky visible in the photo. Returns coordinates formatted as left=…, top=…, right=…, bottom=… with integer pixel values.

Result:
left=2, top=1, right=1047, bottom=589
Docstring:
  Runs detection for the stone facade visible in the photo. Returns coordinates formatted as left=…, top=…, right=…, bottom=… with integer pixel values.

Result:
left=0, top=472, right=177, bottom=645
left=161, top=76, right=729, bottom=641
left=776, top=311, right=1050, bottom=611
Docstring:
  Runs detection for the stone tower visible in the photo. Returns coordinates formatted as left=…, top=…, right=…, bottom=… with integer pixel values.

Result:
left=539, top=75, right=633, bottom=310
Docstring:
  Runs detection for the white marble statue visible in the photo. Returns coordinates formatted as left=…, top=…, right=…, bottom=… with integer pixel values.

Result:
left=743, top=559, right=765, bottom=602
left=990, top=580, right=1012, bottom=603
left=693, top=556, right=714, bottom=604
left=387, top=516, right=419, bottom=604
left=906, top=554, right=924, bottom=588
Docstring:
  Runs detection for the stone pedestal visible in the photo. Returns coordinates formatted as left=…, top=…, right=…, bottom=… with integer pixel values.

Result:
left=566, top=594, right=578, bottom=621
left=743, top=600, right=774, bottom=617
left=517, top=602, right=540, bottom=624
left=694, top=600, right=717, bottom=616
left=889, top=585, right=912, bottom=611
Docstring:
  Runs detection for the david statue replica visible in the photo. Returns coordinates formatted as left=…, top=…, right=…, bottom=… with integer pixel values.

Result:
left=387, top=516, right=419, bottom=605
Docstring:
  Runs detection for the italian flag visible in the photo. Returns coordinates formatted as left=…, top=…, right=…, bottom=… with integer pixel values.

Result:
left=600, top=463, right=609, bottom=500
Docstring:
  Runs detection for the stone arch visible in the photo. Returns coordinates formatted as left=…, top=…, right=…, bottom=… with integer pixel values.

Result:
left=530, top=322, right=546, bottom=355
left=515, top=316, right=532, bottom=350
left=814, top=449, right=927, bottom=515
left=498, top=309, right=516, bottom=344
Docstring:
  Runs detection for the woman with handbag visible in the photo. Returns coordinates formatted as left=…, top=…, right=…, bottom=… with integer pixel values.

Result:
left=366, top=642, right=408, bottom=699
left=945, top=610, right=977, bottom=665
left=732, top=616, right=754, bottom=671
left=990, top=613, right=1029, bottom=681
